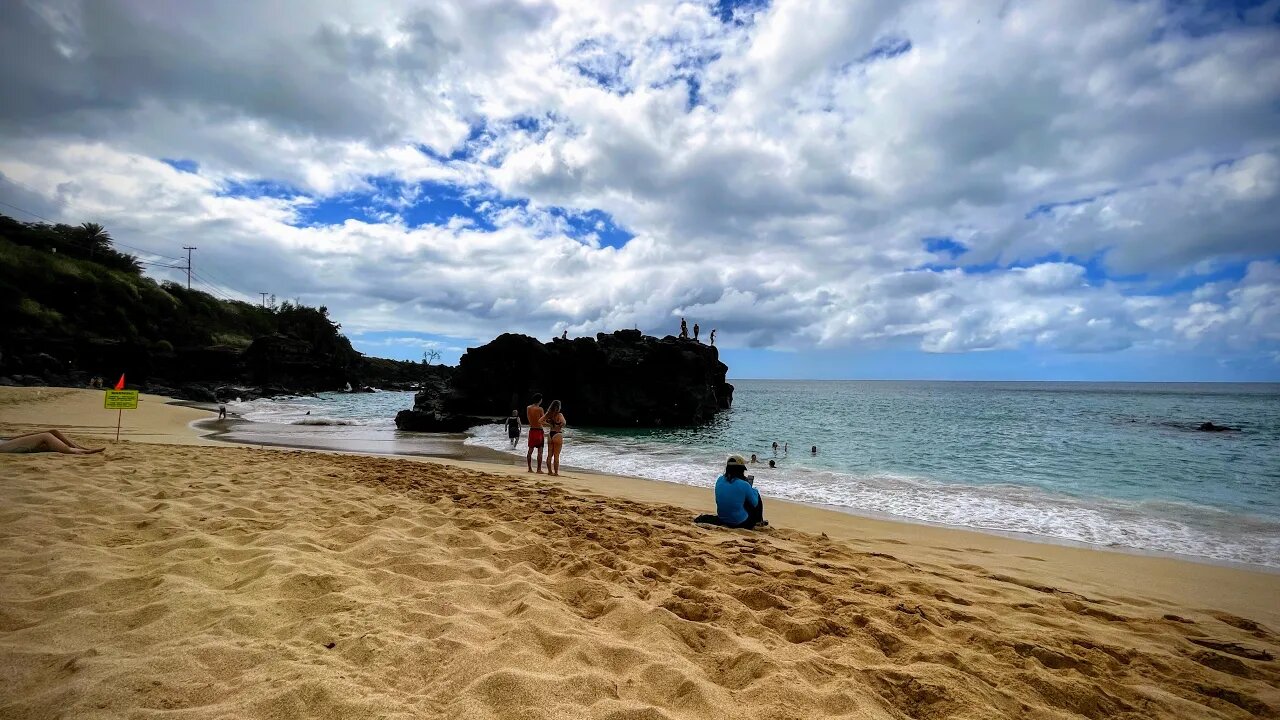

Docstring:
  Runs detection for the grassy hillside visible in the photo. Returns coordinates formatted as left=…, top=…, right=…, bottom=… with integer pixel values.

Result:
left=0, top=214, right=416, bottom=390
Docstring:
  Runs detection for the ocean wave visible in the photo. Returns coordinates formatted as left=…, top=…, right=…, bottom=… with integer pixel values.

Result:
left=290, top=418, right=356, bottom=426
left=463, top=423, right=1280, bottom=568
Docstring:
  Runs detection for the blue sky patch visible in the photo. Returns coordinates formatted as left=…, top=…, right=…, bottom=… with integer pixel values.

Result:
left=162, top=158, right=199, bottom=174
left=715, top=0, right=769, bottom=25
left=349, top=330, right=468, bottom=364
left=547, top=207, right=634, bottom=248
left=216, top=178, right=303, bottom=199
left=1139, top=260, right=1252, bottom=296
left=862, top=36, right=913, bottom=63
left=923, top=236, right=966, bottom=257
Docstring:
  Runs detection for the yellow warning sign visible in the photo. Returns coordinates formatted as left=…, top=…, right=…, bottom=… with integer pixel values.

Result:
left=103, top=390, right=139, bottom=410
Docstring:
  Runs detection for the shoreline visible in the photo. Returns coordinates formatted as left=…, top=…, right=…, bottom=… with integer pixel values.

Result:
left=196, top=405, right=1280, bottom=577
left=9, top=386, right=1279, bottom=577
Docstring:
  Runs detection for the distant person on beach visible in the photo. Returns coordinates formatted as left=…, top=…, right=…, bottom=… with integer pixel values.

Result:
left=783, top=442, right=788, bottom=454
left=750, top=453, right=758, bottom=464
left=505, top=410, right=521, bottom=448
left=0, top=430, right=103, bottom=455
left=693, top=323, right=700, bottom=341
left=526, top=394, right=546, bottom=473
left=772, top=441, right=778, bottom=455
left=694, top=455, right=767, bottom=529
left=218, top=405, right=227, bottom=420
left=709, top=329, right=716, bottom=346
left=680, top=317, right=688, bottom=339
left=768, top=459, right=776, bottom=468
left=811, top=445, right=818, bottom=455
left=545, top=400, right=566, bottom=477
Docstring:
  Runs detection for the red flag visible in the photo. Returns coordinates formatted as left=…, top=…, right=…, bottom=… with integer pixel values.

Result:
left=114, top=374, right=125, bottom=390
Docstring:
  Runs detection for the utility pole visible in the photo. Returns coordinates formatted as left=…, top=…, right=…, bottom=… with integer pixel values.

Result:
left=259, top=292, right=269, bottom=308
left=182, top=246, right=197, bottom=289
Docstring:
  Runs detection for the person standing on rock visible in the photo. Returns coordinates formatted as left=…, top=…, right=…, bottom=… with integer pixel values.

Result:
left=709, top=329, right=716, bottom=346
left=526, top=394, right=546, bottom=473
left=693, top=323, right=700, bottom=342
left=680, top=317, right=688, bottom=339
left=545, top=400, right=566, bottom=477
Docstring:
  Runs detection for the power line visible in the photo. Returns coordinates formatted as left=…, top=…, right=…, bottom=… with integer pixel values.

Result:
left=182, top=245, right=197, bottom=289
left=0, top=199, right=55, bottom=224
left=136, top=259, right=187, bottom=270
left=0, top=192, right=186, bottom=262
left=187, top=270, right=234, bottom=300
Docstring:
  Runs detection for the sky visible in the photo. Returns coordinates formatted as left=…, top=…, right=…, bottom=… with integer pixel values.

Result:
left=1, top=0, right=1278, bottom=381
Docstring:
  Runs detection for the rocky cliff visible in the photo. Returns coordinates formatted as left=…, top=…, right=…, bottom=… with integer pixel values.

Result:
left=395, top=330, right=733, bottom=431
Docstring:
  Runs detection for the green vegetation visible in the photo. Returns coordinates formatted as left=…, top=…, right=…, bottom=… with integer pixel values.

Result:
left=0, top=213, right=419, bottom=388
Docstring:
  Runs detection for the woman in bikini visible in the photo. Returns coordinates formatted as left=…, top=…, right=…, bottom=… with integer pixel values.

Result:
left=545, top=400, right=566, bottom=476
left=0, top=429, right=103, bottom=454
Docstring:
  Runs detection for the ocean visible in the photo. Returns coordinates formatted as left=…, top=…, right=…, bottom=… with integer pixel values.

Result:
left=224, top=381, right=1280, bottom=568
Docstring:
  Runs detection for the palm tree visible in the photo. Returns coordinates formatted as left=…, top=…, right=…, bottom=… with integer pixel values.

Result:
left=76, top=222, right=113, bottom=254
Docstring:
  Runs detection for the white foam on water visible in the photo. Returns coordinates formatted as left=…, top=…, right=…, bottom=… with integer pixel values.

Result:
left=226, top=392, right=406, bottom=429
left=464, top=423, right=1280, bottom=567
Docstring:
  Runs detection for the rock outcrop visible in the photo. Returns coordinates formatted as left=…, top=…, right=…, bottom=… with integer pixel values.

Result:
left=1196, top=422, right=1240, bottom=432
left=395, top=330, right=733, bottom=431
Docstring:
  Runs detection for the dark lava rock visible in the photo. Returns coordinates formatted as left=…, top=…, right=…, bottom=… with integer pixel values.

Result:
left=1197, top=422, right=1240, bottom=432
left=396, top=330, right=733, bottom=430
left=180, top=384, right=218, bottom=403
left=393, top=408, right=493, bottom=432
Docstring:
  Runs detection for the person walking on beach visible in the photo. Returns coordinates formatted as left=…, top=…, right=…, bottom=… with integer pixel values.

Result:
left=218, top=404, right=227, bottom=420
left=505, top=410, right=521, bottom=448
left=526, top=394, right=546, bottom=473
left=545, top=400, right=567, bottom=477
left=693, top=323, right=700, bottom=342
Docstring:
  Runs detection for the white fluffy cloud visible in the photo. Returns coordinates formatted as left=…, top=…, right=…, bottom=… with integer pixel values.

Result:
left=1, top=0, right=1277, bottom=366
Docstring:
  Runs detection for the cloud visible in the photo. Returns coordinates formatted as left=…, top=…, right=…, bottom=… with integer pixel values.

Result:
left=0, top=0, right=1277, bottom=372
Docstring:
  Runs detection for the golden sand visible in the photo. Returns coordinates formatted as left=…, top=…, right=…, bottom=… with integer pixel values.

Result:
left=1, top=388, right=1278, bottom=719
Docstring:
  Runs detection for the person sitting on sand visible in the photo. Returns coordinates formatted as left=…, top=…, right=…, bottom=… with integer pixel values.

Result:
left=0, top=429, right=104, bottom=455
left=694, top=455, right=768, bottom=529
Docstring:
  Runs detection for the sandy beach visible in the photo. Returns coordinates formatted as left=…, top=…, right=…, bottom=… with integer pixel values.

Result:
left=2, top=388, right=1278, bottom=719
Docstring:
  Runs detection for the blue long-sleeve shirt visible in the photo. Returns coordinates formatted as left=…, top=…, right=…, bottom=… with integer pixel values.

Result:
left=714, top=474, right=759, bottom=526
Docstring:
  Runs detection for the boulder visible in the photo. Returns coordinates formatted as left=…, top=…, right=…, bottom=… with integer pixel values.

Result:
left=1196, top=422, right=1240, bottom=432
left=397, top=330, right=733, bottom=430
left=393, top=409, right=493, bottom=433
left=180, top=384, right=218, bottom=403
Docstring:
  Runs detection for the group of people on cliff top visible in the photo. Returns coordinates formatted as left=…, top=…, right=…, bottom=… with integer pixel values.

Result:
left=504, top=394, right=567, bottom=476
left=678, top=318, right=715, bottom=346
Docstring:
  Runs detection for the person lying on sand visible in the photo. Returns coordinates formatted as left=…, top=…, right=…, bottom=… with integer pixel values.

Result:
left=0, top=430, right=104, bottom=455
left=694, top=454, right=768, bottom=529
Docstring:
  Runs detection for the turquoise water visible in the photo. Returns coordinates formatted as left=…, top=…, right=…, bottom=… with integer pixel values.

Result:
left=468, top=381, right=1280, bottom=567
left=229, top=382, right=1280, bottom=567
